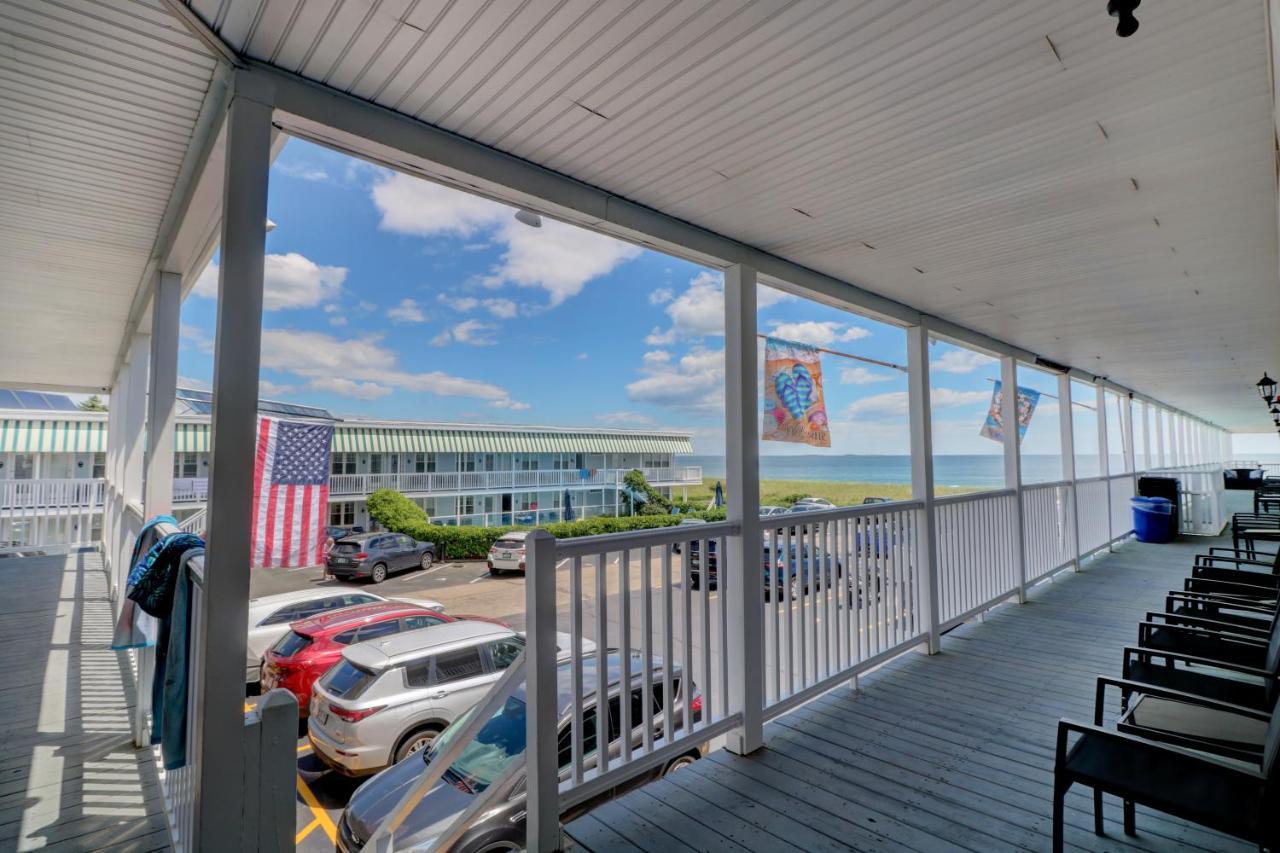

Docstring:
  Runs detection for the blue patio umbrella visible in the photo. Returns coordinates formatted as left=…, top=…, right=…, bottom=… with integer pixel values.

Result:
left=563, top=489, right=575, bottom=522
left=714, top=480, right=724, bottom=508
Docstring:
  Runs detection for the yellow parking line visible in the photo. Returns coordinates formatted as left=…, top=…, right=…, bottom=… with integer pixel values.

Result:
left=295, top=817, right=323, bottom=844
left=297, top=743, right=312, bottom=754
left=296, top=775, right=338, bottom=844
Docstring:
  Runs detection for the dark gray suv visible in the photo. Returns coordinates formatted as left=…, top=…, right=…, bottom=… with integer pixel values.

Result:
left=326, top=532, right=436, bottom=583
left=337, top=651, right=702, bottom=852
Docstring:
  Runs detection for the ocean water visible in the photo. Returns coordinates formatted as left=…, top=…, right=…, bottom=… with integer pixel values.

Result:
left=684, top=454, right=1110, bottom=489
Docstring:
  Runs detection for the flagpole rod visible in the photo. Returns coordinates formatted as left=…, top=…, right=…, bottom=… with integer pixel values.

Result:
left=756, top=334, right=907, bottom=372
left=981, top=377, right=1095, bottom=410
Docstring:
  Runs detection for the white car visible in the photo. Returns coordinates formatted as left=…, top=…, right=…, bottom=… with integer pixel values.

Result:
left=486, top=530, right=528, bottom=574
left=246, top=589, right=446, bottom=685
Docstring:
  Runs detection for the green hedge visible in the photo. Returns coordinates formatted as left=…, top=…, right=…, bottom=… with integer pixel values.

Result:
left=365, top=488, right=727, bottom=560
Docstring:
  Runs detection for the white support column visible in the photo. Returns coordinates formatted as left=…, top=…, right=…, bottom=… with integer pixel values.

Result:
left=1095, top=383, right=1112, bottom=547
left=723, top=264, right=763, bottom=755
left=1154, top=409, right=1166, bottom=468
left=144, top=271, right=181, bottom=517
left=121, top=333, right=149, bottom=509
left=1141, top=402, right=1152, bottom=473
left=523, top=529, right=560, bottom=852
left=1000, top=357, right=1027, bottom=603
left=1058, top=374, right=1082, bottom=569
left=907, top=324, right=941, bottom=653
left=197, top=88, right=272, bottom=851
left=1122, top=394, right=1135, bottom=485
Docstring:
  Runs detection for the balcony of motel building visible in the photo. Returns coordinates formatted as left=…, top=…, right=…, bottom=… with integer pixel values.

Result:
left=2, top=1, right=1278, bottom=851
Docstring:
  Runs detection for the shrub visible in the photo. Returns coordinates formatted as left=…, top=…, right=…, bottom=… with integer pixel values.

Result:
left=366, top=488, right=728, bottom=559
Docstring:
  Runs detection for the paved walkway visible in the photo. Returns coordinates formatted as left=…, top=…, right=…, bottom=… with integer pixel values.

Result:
left=0, top=550, right=169, bottom=852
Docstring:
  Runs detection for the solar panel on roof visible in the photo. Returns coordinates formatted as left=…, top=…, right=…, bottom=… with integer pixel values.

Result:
left=0, top=390, right=20, bottom=409
left=47, top=396, right=79, bottom=411
left=15, top=391, right=47, bottom=409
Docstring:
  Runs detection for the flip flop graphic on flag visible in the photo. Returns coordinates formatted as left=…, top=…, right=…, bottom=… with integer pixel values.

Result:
left=763, top=337, right=831, bottom=447
left=250, top=417, right=334, bottom=568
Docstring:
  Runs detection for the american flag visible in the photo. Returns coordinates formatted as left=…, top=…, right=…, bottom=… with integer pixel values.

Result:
left=250, top=417, right=333, bottom=568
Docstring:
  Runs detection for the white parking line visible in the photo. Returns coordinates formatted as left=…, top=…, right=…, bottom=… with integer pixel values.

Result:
left=468, top=574, right=488, bottom=584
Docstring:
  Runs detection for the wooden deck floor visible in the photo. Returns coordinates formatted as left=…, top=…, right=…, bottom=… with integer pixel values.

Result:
left=0, top=550, right=170, bottom=852
left=565, top=502, right=1255, bottom=853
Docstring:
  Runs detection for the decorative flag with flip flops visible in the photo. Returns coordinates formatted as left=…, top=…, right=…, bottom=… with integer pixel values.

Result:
left=979, top=379, right=1041, bottom=444
left=763, top=337, right=831, bottom=447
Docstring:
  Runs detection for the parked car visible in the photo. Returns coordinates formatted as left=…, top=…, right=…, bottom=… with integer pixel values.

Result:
left=262, top=602, right=455, bottom=715
left=245, top=589, right=446, bottom=686
left=688, top=536, right=718, bottom=589
left=861, top=496, right=890, bottom=505
left=759, top=505, right=787, bottom=517
left=795, top=496, right=835, bottom=508
left=670, top=516, right=707, bottom=554
left=327, top=532, right=436, bottom=583
left=486, top=531, right=528, bottom=575
left=336, top=650, right=703, bottom=852
left=309, top=621, right=523, bottom=775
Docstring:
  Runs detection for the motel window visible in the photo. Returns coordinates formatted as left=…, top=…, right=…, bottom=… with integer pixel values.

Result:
left=172, top=452, right=198, bottom=479
left=331, top=453, right=357, bottom=476
left=91, top=453, right=105, bottom=479
left=409, top=452, right=436, bottom=473
left=329, top=502, right=356, bottom=526
left=13, top=454, right=35, bottom=480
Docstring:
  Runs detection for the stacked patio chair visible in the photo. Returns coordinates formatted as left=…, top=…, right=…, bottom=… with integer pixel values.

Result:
left=1052, top=538, right=1280, bottom=851
left=1257, top=479, right=1280, bottom=514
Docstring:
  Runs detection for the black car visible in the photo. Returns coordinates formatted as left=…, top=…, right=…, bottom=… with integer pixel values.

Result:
left=337, top=651, right=702, bottom=852
left=326, top=532, right=435, bottom=583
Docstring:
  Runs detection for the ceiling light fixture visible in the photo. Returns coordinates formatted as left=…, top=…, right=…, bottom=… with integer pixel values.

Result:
left=514, top=209, right=542, bottom=228
left=1257, top=373, right=1277, bottom=404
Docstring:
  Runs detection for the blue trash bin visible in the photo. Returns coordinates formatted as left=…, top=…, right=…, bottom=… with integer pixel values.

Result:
left=1131, top=496, right=1174, bottom=543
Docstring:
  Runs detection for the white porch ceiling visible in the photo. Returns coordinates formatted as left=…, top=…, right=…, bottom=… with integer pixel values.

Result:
left=189, top=0, right=1279, bottom=430
left=0, top=0, right=219, bottom=391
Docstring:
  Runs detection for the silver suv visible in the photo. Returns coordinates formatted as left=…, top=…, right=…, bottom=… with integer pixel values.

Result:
left=308, top=621, right=523, bottom=776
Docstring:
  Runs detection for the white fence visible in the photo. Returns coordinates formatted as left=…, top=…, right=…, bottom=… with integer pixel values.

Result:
left=1109, top=473, right=1135, bottom=539
left=934, top=490, right=1019, bottom=629
left=0, top=478, right=104, bottom=550
left=1022, top=481, right=1076, bottom=581
left=1075, top=477, right=1112, bottom=554
left=1145, top=464, right=1227, bottom=535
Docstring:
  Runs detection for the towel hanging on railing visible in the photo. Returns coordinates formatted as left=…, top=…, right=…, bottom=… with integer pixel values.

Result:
left=111, top=525, right=200, bottom=650
left=156, top=546, right=202, bottom=770
left=111, top=515, right=178, bottom=650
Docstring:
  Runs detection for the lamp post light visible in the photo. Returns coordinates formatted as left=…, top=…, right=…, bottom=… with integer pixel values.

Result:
left=1258, top=373, right=1277, bottom=405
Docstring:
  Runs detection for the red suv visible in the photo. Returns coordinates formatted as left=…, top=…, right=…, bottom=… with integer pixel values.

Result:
left=262, top=601, right=455, bottom=714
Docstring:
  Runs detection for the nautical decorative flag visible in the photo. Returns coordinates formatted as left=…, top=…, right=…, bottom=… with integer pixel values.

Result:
left=763, top=337, right=831, bottom=447
left=250, top=417, right=333, bottom=568
left=979, top=380, right=1041, bottom=444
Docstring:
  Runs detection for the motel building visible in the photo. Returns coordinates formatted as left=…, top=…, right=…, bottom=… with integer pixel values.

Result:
left=0, top=388, right=698, bottom=551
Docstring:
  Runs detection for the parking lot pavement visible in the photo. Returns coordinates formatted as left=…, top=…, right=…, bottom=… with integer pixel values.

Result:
left=295, top=740, right=358, bottom=851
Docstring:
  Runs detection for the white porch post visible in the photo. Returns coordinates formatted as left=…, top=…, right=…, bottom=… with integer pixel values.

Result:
left=1095, top=383, right=1112, bottom=547
left=523, top=529, right=559, bottom=852
left=1154, top=409, right=1166, bottom=468
left=115, top=335, right=150, bottom=584
left=1000, top=356, right=1027, bottom=603
left=197, top=88, right=272, bottom=851
left=907, top=324, right=941, bottom=653
left=1141, top=402, right=1152, bottom=473
left=144, top=271, right=181, bottom=517
left=1122, top=394, right=1135, bottom=490
left=1057, top=374, right=1081, bottom=569
left=103, top=367, right=123, bottom=589
left=723, top=264, right=763, bottom=754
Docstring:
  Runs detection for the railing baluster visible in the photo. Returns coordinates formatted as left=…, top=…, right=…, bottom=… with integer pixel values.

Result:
left=699, top=536, right=711, bottom=725
left=681, top=537, right=694, bottom=737
left=662, top=544, right=674, bottom=746
left=619, top=547, right=632, bottom=763
left=570, top=555, right=584, bottom=784
left=595, top=551, right=609, bottom=774
left=641, top=545, right=653, bottom=756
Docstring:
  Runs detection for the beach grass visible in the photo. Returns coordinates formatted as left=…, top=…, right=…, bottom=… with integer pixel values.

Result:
left=682, top=477, right=973, bottom=506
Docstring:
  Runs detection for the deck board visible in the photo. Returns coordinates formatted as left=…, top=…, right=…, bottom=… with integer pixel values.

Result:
left=0, top=550, right=169, bottom=852
left=565, top=498, right=1257, bottom=853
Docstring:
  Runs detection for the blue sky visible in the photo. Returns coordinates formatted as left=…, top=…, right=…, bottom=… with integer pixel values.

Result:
left=177, top=138, right=1064, bottom=456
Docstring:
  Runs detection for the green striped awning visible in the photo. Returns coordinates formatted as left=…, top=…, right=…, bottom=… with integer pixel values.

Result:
left=331, top=426, right=692, bottom=456
left=0, top=419, right=106, bottom=453
left=174, top=423, right=209, bottom=453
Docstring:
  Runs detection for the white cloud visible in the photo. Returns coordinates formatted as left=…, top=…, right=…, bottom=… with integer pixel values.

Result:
left=626, top=346, right=724, bottom=414
left=846, top=387, right=989, bottom=418
left=191, top=253, right=347, bottom=310
left=180, top=323, right=213, bottom=354
left=766, top=320, right=870, bottom=347
left=387, top=298, right=427, bottom=324
left=647, top=272, right=796, bottom=342
left=438, top=294, right=480, bottom=312
left=840, top=366, right=895, bottom=385
left=489, top=398, right=531, bottom=411
left=259, top=328, right=523, bottom=407
left=258, top=379, right=298, bottom=397
left=315, top=378, right=391, bottom=400
left=431, top=319, right=498, bottom=347
left=177, top=375, right=210, bottom=390
left=645, top=326, right=676, bottom=346
left=372, top=172, right=640, bottom=306
left=275, top=161, right=330, bottom=182
left=642, top=350, right=671, bottom=366
left=649, top=287, right=674, bottom=305
left=931, top=348, right=997, bottom=374
left=596, top=411, right=657, bottom=426
left=357, top=300, right=377, bottom=313
left=329, top=315, right=348, bottom=327
left=576, top=352, right=589, bottom=361
left=483, top=298, right=518, bottom=319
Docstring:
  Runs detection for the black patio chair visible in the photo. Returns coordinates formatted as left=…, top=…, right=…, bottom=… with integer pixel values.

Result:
left=1107, top=677, right=1270, bottom=762
left=1164, top=591, right=1275, bottom=631
left=1123, top=646, right=1277, bottom=713
left=1053, top=682, right=1279, bottom=851
left=1138, top=611, right=1274, bottom=669
left=1184, top=574, right=1279, bottom=603
left=1231, top=513, right=1280, bottom=554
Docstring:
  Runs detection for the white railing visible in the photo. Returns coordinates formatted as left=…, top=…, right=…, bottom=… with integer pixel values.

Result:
left=0, top=477, right=105, bottom=550
left=172, top=477, right=208, bottom=503
left=1021, top=481, right=1076, bottom=582
left=178, top=507, right=206, bottom=534
left=761, top=501, right=926, bottom=716
left=1075, top=477, right=1112, bottom=554
left=1231, top=459, right=1280, bottom=478
left=933, top=490, right=1019, bottom=629
left=325, top=466, right=703, bottom=497
left=1145, top=464, right=1227, bottom=535
left=1108, top=472, right=1135, bottom=539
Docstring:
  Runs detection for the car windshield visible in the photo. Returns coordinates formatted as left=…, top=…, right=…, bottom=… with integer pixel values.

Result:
left=320, top=660, right=377, bottom=699
left=493, top=539, right=523, bottom=550
left=272, top=630, right=312, bottom=657
left=333, top=542, right=361, bottom=554
left=425, top=695, right=526, bottom=793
